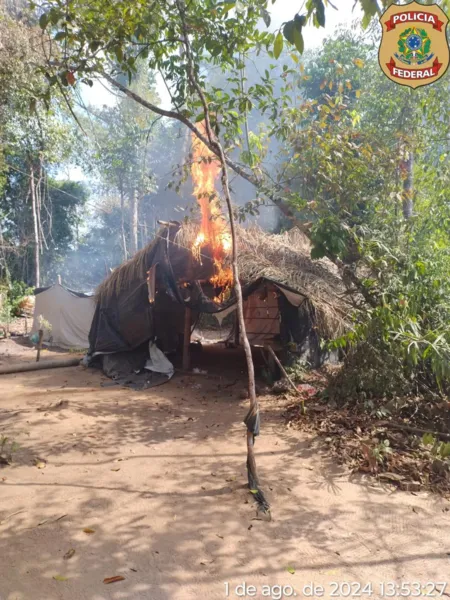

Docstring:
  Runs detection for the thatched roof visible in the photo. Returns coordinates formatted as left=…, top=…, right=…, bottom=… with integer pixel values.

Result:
left=96, top=222, right=350, bottom=338
left=235, top=226, right=349, bottom=337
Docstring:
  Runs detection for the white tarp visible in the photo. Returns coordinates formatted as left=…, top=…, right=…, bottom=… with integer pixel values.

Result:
left=275, top=285, right=305, bottom=307
left=145, top=341, right=174, bottom=379
left=32, top=284, right=95, bottom=349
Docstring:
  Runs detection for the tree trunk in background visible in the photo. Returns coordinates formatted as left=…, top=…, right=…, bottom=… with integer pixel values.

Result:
left=0, top=226, right=11, bottom=284
left=143, top=218, right=148, bottom=247
left=119, top=184, right=128, bottom=261
left=130, top=188, right=138, bottom=255
left=402, top=150, right=414, bottom=220
left=29, top=163, right=40, bottom=287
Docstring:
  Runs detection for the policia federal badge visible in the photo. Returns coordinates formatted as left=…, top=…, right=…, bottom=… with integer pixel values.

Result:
left=379, top=1, right=449, bottom=88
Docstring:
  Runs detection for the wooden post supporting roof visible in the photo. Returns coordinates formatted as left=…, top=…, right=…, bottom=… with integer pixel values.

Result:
left=182, top=253, right=194, bottom=372
left=182, top=306, right=192, bottom=371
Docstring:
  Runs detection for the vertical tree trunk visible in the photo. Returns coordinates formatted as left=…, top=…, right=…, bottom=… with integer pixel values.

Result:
left=0, top=225, right=11, bottom=284
left=221, top=166, right=268, bottom=512
left=143, top=218, right=148, bottom=246
left=119, top=183, right=128, bottom=261
left=176, top=0, right=269, bottom=513
left=402, top=150, right=413, bottom=220
left=130, top=188, right=138, bottom=255
left=29, top=163, right=40, bottom=288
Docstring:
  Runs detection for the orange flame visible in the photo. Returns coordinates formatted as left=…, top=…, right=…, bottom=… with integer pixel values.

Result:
left=191, top=121, right=233, bottom=301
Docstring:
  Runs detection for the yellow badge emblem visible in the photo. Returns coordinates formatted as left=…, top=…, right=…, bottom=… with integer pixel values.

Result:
left=379, top=1, right=449, bottom=88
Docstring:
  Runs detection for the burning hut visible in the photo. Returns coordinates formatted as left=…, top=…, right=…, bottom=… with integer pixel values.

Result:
left=86, top=221, right=349, bottom=382
left=86, top=122, right=349, bottom=385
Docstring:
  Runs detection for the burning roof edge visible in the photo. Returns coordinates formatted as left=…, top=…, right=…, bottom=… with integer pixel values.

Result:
left=96, top=221, right=351, bottom=338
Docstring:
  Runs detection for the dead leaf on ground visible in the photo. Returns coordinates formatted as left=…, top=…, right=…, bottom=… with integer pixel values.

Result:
left=53, top=575, right=69, bottom=581
left=37, top=400, right=68, bottom=412
left=38, top=514, right=67, bottom=527
left=83, top=527, right=95, bottom=534
left=378, top=472, right=405, bottom=482
left=63, top=548, right=75, bottom=560
left=34, top=459, right=46, bottom=469
left=110, top=467, right=120, bottom=472
left=0, top=509, right=25, bottom=525
left=103, top=576, right=125, bottom=584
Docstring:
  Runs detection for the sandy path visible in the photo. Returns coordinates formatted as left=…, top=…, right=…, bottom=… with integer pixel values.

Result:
left=0, top=339, right=449, bottom=600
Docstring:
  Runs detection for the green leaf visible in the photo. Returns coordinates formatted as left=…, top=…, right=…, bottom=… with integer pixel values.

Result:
left=223, top=2, right=235, bottom=13
left=314, top=0, right=325, bottom=27
left=294, top=14, right=307, bottom=27
left=39, top=13, right=48, bottom=29
left=293, top=23, right=304, bottom=54
left=286, top=565, right=295, bottom=574
left=283, top=21, right=295, bottom=45
left=89, top=40, right=102, bottom=53
left=311, top=246, right=326, bottom=259
left=49, top=9, right=60, bottom=25
left=274, top=31, right=284, bottom=59
left=440, top=443, right=450, bottom=458
left=114, top=46, right=124, bottom=63
left=260, top=8, right=271, bottom=27
left=53, top=575, right=69, bottom=582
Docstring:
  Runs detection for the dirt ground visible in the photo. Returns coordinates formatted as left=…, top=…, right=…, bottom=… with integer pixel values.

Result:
left=0, top=337, right=449, bottom=600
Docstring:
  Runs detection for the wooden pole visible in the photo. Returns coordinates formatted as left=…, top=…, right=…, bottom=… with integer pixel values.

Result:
left=182, top=306, right=192, bottom=371
left=265, top=345, right=299, bottom=395
left=265, top=346, right=306, bottom=414
left=234, top=310, right=240, bottom=346
left=0, top=357, right=80, bottom=375
left=182, top=252, right=194, bottom=372
left=36, top=329, right=44, bottom=363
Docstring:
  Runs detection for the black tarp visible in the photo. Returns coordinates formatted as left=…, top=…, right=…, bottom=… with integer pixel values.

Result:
left=87, top=223, right=325, bottom=365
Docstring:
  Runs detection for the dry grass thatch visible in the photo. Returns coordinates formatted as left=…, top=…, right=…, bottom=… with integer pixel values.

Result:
left=176, top=222, right=349, bottom=336
left=97, top=222, right=350, bottom=337
left=95, top=241, right=158, bottom=302
left=236, top=226, right=349, bottom=337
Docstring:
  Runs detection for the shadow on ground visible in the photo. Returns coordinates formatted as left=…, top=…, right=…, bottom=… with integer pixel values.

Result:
left=0, top=341, right=449, bottom=599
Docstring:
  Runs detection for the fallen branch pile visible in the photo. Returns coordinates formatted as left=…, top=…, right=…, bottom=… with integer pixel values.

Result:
left=283, top=371, right=450, bottom=496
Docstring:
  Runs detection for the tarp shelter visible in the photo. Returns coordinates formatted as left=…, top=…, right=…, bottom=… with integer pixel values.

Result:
left=32, top=284, right=95, bottom=349
left=87, top=222, right=350, bottom=370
